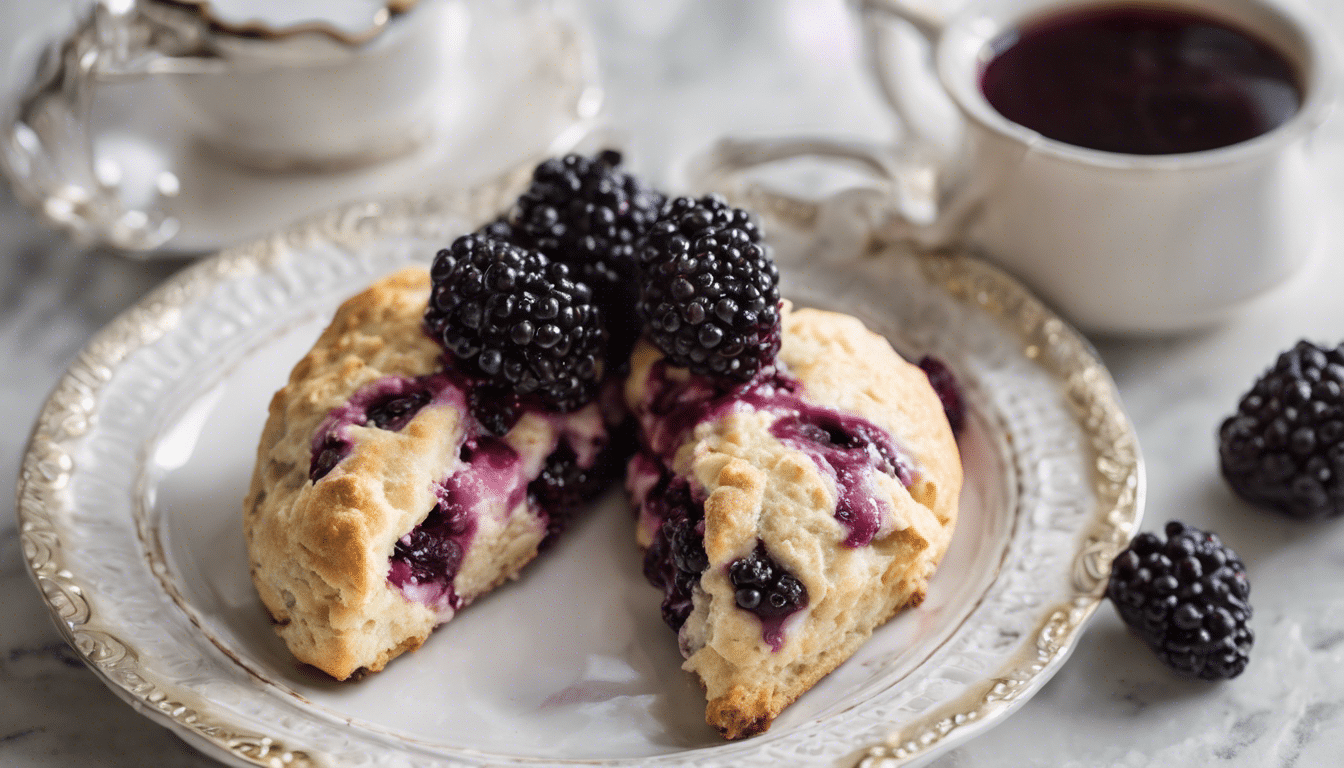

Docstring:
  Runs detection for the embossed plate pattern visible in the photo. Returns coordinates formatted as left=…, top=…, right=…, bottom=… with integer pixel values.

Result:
left=17, top=187, right=1143, bottom=767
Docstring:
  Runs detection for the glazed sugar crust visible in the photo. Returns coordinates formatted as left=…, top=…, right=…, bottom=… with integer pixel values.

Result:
left=626, top=306, right=962, bottom=739
left=244, top=268, right=551, bottom=680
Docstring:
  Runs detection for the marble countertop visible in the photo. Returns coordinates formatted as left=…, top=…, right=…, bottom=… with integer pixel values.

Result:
left=3, top=0, right=1344, bottom=765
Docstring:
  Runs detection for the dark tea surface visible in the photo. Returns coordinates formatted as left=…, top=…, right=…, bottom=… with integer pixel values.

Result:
left=980, top=5, right=1301, bottom=155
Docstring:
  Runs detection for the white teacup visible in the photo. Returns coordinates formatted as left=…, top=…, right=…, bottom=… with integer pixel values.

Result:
left=164, top=0, right=469, bottom=171
left=1, top=0, right=467, bottom=250
left=694, top=0, right=1337, bottom=335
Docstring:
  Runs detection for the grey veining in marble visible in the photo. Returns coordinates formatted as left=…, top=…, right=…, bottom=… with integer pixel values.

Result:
left=3, top=0, right=1344, bottom=766
left=0, top=198, right=200, bottom=763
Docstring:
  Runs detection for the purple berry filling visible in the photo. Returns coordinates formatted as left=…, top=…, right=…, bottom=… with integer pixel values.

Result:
left=634, top=453, right=810, bottom=651
left=640, top=361, right=913, bottom=548
left=386, top=434, right=520, bottom=609
left=770, top=408, right=909, bottom=548
left=308, top=372, right=464, bottom=482
left=450, top=434, right=528, bottom=512
left=308, top=341, right=622, bottom=614
left=388, top=503, right=471, bottom=609
left=769, top=408, right=908, bottom=480
left=918, top=355, right=965, bottom=434
left=639, top=361, right=800, bottom=458
left=309, top=435, right=347, bottom=482
left=470, top=385, right=524, bottom=436
left=728, top=543, right=808, bottom=651
left=639, top=470, right=707, bottom=632
left=529, top=419, right=634, bottom=545
left=367, top=390, right=432, bottom=431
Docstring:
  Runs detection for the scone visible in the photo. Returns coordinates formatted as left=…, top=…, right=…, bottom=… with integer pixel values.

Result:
left=241, top=152, right=963, bottom=742
left=626, top=198, right=962, bottom=739
left=244, top=153, right=653, bottom=679
left=244, top=267, right=617, bottom=680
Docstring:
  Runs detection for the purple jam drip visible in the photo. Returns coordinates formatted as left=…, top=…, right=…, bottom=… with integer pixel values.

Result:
left=981, top=6, right=1301, bottom=155
left=918, top=355, right=965, bottom=435
left=760, top=617, right=789, bottom=652
left=640, top=362, right=913, bottom=547
left=308, top=372, right=465, bottom=482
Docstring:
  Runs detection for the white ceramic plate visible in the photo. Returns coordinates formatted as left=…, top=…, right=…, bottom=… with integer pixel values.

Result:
left=17, top=192, right=1143, bottom=767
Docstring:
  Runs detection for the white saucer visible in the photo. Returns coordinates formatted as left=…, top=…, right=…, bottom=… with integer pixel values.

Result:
left=17, top=193, right=1143, bottom=767
left=82, top=3, right=601, bottom=256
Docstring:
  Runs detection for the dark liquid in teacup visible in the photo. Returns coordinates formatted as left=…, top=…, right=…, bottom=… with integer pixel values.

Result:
left=980, top=5, right=1302, bottom=155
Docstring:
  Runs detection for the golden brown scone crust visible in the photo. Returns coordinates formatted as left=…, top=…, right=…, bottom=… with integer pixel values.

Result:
left=245, top=268, right=446, bottom=679
left=626, top=305, right=961, bottom=739
left=244, top=268, right=564, bottom=680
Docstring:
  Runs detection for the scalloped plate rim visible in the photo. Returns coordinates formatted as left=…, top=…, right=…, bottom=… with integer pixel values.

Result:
left=15, top=191, right=1145, bottom=768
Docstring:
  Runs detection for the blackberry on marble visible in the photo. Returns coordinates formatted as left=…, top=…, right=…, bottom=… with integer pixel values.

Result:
left=425, top=234, right=605, bottom=412
left=1219, top=340, right=1344, bottom=520
left=1107, top=521, right=1253, bottom=680
left=729, top=544, right=807, bottom=619
left=636, top=195, right=781, bottom=381
left=507, top=151, right=665, bottom=365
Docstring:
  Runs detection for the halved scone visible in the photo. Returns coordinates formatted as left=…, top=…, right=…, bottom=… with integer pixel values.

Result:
left=626, top=305, right=961, bottom=739
left=244, top=268, right=616, bottom=680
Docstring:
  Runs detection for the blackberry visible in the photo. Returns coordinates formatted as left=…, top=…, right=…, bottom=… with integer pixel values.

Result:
left=469, top=385, right=523, bottom=437
left=637, top=195, right=781, bottom=381
left=528, top=432, right=630, bottom=545
left=425, top=234, right=605, bottom=412
left=1107, top=521, right=1253, bottom=680
left=391, top=504, right=470, bottom=585
left=918, top=355, right=966, bottom=434
left=366, top=390, right=431, bottom=432
left=641, top=475, right=707, bottom=631
left=728, top=543, right=808, bottom=619
left=507, top=151, right=665, bottom=365
left=477, top=216, right=514, bottom=240
left=309, top=435, right=346, bottom=482
left=1219, top=340, right=1344, bottom=520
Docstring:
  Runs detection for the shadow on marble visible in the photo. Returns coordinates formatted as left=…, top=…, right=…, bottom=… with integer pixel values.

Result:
left=1195, top=474, right=1344, bottom=560
left=1, top=190, right=212, bottom=765
left=1091, top=329, right=1222, bottom=387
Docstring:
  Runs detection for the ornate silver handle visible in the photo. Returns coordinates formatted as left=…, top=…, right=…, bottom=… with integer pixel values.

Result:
left=1, top=1, right=221, bottom=251
left=687, top=0, right=979, bottom=253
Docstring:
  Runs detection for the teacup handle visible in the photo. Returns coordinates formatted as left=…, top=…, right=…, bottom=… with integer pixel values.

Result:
left=688, top=0, right=980, bottom=252
left=1, top=1, right=224, bottom=251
